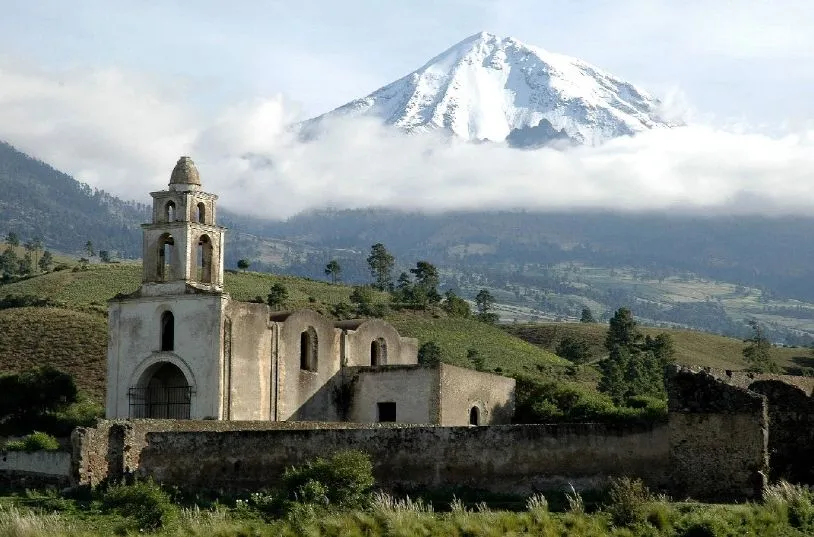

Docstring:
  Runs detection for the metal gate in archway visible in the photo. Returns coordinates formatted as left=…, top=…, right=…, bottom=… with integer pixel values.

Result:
left=128, top=385, right=192, bottom=419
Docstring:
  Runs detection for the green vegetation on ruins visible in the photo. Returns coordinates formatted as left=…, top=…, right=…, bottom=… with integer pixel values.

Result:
left=3, top=451, right=814, bottom=536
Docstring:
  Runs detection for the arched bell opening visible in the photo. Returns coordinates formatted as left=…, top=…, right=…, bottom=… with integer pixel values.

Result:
left=129, top=362, right=192, bottom=419
left=165, top=200, right=176, bottom=222
left=196, top=234, right=213, bottom=284
left=156, top=233, right=175, bottom=281
left=197, top=202, right=206, bottom=224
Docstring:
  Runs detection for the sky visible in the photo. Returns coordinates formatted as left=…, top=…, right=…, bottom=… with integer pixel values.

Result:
left=1, top=1, right=814, bottom=218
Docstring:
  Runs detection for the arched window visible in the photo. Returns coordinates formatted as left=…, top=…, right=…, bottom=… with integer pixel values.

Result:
left=165, top=201, right=176, bottom=222
left=300, top=327, right=318, bottom=371
left=370, top=338, right=387, bottom=366
left=196, top=234, right=213, bottom=283
left=469, top=406, right=480, bottom=426
left=157, top=233, right=175, bottom=281
left=197, top=202, right=206, bottom=224
left=160, top=311, right=174, bottom=352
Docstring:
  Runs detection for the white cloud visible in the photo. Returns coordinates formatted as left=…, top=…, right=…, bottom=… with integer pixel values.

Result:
left=3, top=61, right=814, bottom=220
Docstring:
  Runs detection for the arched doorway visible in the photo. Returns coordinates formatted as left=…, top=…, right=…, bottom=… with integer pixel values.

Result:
left=370, top=338, right=387, bottom=366
left=129, top=362, right=192, bottom=419
left=469, top=406, right=480, bottom=426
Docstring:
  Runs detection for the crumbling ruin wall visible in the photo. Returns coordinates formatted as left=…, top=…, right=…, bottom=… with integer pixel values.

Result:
left=701, top=368, right=814, bottom=395
left=747, top=380, right=814, bottom=484
left=667, top=366, right=768, bottom=501
left=74, top=420, right=669, bottom=495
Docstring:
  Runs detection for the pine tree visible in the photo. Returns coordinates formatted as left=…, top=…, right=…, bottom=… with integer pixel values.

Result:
left=604, top=307, right=641, bottom=351
left=324, top=259, right=342, bottom=284
left=580, top=307, right=595, bottom=323
left=367, top=243, right=394, bottom=291
left=742, top=319, right=778, bottom=373
left=267, top=283, right=288, bottom=311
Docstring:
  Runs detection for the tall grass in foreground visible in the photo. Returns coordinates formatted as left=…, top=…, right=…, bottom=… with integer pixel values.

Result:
left=6, top=474, right=814, bottom=536
left=0, top=505, right=70, bottom=537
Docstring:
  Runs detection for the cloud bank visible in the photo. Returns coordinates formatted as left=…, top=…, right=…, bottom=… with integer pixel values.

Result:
left=2, top=61, right=814, bottom=220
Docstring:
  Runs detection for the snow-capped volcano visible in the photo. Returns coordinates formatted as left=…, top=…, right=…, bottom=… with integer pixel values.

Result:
left=306, top=32, right=677, bottom=146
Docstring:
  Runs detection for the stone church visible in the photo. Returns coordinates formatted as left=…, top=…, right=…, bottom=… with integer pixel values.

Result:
left=105, top=157, right=515, bottom=426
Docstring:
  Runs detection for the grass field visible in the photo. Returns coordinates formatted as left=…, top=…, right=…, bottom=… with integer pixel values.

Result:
left=0, top=264, right=387, bottom=310
left=388, top=313, right=565, bottom=377
left=505, top=322, right=810, bottom=371
left=0, top=307, right=107, bottom=399
left=0, top=266, right=564, bottom=401
left=0, top=264, right=804, bottom=407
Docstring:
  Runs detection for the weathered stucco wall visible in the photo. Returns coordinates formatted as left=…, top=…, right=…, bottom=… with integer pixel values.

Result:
left=340, top=319, right=412, bottom=366
left=272, top=310, right=342, bottom=421
left=438, top=364, right=515, bottom=426
left=225, top=301, right=271, bottom=420
left=347, top=366, right=439, bottom=424
left=667, top=366, right=768, bottom=501
left=106, top=294, right=228, bottom=420
left=0, top=451, right=71, bottom=477
left=76, top=420, right=669, bottom=494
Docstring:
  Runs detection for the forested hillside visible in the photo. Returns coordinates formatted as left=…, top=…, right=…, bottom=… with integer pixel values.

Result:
left=0, top=142, right=149, bottom=256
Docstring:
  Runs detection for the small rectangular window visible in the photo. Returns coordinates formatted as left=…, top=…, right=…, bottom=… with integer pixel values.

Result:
left=377, top=402, right=396, bottom=423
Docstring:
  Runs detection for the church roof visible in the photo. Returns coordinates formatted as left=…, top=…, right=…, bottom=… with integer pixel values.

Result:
left=169, top=156, right=201, bottom=186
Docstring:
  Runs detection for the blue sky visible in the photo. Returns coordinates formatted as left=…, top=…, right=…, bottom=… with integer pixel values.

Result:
left=2, top=1, right=814, bottom=217
left=3, top=0, right=813, bottom=123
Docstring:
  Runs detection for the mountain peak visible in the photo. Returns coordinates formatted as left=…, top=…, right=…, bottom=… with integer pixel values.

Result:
left=307, top=33, right=677, bottom=146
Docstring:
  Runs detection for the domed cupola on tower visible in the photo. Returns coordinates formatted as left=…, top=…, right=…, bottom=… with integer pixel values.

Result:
left=140, top=156, right=226, bottom=294
left=169, top=156, right=201, bottom=191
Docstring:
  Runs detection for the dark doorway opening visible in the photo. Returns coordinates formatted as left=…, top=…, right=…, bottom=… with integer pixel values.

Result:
left=377, top=402, right=397, bottom=422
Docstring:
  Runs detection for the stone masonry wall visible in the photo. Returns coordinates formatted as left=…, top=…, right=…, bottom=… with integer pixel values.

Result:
left=74, top=420, right=669, bottom=494
left=747, top=380, right=814, bottom=484
left=667, top=366, right=768, bottom=501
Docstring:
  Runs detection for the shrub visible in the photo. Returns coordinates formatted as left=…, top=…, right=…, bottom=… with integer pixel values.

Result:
left=644, top=502, right=673, bottom=531
left=764, top=480, right=814, bottom=529
left=674, top=517, right=727, bottom=537
left=512, top=374, right=668, bottom=425
left=5, top=431, right=60, bottom=452
left=605, top=476, right=652, bottom=527
left=282, top=450, right=374, bottom=509
left=52, top=397, right=104, bottom=430
left=417, top=341, right=442, bottom=366
left=100, top=478, right=177, bottom=531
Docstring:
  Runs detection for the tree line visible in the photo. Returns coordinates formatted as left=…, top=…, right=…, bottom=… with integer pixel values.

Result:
left=244, top=242, right=500, bottom=323
left=1, top=231, right=54, bottom=279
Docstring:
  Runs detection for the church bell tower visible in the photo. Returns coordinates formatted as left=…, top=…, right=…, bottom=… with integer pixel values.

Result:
left=141, top=156, right=226, bottom=295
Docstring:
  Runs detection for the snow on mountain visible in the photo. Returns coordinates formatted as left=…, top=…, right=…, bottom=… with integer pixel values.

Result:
left=306, top=32, right=678, bottom=147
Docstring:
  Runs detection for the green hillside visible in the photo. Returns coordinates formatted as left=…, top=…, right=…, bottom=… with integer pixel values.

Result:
left=505, top=322, right=810, bottom=372
left=0, top=265, right=565, bottom=401
left=0, top=263, right=381, bottom=310
left=388, top=314, right=564, bottom=377
left=1, top=261, right=805, bottom=410
left=0, top=307, right=107, bottom=399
